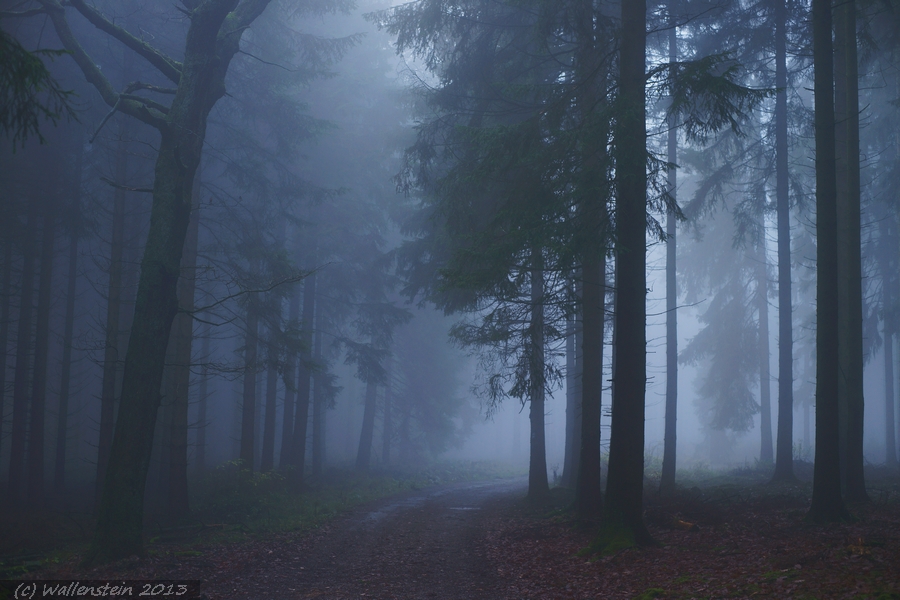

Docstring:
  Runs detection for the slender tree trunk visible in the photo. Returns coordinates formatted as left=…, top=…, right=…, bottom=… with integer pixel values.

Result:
left=54, top=146, right=82, bottom=494
left=96, top=133, right=128, bottom=504
left=577, top=258, right=604, bottom=517
left=8, top=201, right=38, bottom=504
left=808, top=0, right=850, bottom=523
left=573, top=0, right=606, bottom=517
left=834, top=0, right=867, bottom=502
left=561, top=281, right=581, bottom=489
left=885, top=326, right=897, bottom=466
left=382, top=355, right=392, bottom=465
left=167, top=200, right=199, bottom=518
left=0, top=238, right=11, bottom=472
left=356, top=376, right=378, bottom=471
left=772, top=0, right=796, bottom=482
left=880, top=217, right=898, bottom=466
left=279, top=285, right=300, bottom=469
left=660, top=4, right=679, bottom=494
left=292, top=271, right=316, bottom=483
left=240, top=303, right=260, bottom=471
left=195, top=323, right=210, bottom=474
left=0, top=236, right=10, bottom=443
left=260, top=343, right=278, bottom=473
left=28, top=187, right=59, bottom=505
left=528, top=254, right=549, bottom=498
left=604, top=0, right=652, bottom=546
left=311, top=303, right=326, bottom=478
left=758, top=219, right=774, bottom=464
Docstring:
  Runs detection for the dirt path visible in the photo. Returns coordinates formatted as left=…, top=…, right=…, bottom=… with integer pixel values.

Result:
left=200, top=478, right=527, bottom=599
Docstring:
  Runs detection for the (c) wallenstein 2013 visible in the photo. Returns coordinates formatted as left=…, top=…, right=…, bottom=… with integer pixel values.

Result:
left=0, top=580, right=204, bottom=599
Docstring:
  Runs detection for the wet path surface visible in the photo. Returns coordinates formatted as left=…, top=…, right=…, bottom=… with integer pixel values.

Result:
left=205, top=478, right=527, bottom=599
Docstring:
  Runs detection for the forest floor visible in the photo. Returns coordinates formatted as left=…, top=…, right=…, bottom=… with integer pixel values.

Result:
left=4, top=461, right=900, bottom=599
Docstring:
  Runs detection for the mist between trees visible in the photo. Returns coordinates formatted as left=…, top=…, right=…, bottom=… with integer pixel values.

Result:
left=1, top=0, right=898, bottom=561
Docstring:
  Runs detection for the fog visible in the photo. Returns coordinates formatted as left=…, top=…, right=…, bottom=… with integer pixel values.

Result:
left=1, top=0, right=898, bottom=533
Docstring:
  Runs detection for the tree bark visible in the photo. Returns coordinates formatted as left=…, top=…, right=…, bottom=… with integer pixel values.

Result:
left=772, top=0, right=796, bottom=482
left=0, top=238, right=12, bottom=476
left=167, top=198, right=199, bottom=518
left=279, top=284, right=300, bottom=469
left=604, top=0, right=652, bottom=545
left=240, top=303, right=260, bottom=471
left=834, top=0, right=867, bottom=502
left=561, top=281, right=581, bottom=489
left=528, top=254, right=549, bottom=499
left=312, top=303, right=326, bottom=477
left=292, top=270, right=316, bottom=484
left=577, top=257, right=604, bottom=517
left=879, top=216, right=898, bottom=466
left=8, top=201, right=38, bottom=504
left=195, top=323, right=210, bottom=474
left=382, top=355, right=393, bottom=465
left=660, top=3, right=679, bottom=494
left=758, top=218, right=774, bottom=464
left=357, top=376, right=378, bottom=471
left=808, top=0, right=851, bottom=523
left=260, top=341, right=279, bottom=472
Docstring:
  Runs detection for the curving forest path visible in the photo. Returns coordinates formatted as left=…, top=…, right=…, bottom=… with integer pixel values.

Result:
left=201, top=478, right=526, bottom=599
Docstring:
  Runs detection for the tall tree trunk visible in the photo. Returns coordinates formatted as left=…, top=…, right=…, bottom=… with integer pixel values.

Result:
left=808, top=0, right=850, bottom=523
left=96, top=133, right=128, bottom=504
left=758, top=219, right=774, bottom=464
left=834, top=0, right=867, bottom=502
left=54, top=143, right=82, bottom=494
left=0, top=238, right=13, bottom=477
left=240, top=303, right=260, bottom=471
left=28, top=186, right=59, bottom=505
left=356, top=376, right=378, bottom=471
left=260, top=342, right=279, bottom=473
left=195, top=322, right=210, bottom=474
left=279, top=285, right=300, bottom=469
left=43, top=0, right=280, bottom=564
left=167, top=199, right=199, bottom=518
left=885, top=324, right=897, bottom=466
left=8, top=201, right=38, bottom=504
left=382, top=355, right=392, bottom=465
left=604, top=0, right=652, bottom=545
left=660, top=3, right=679, bottom=494
left=311, top=302, right=326, bottom=478
left=561, top=281, right=581, bottom=489
left=577, top=258, right=604, bottom=517
left=528, top=254, right=549, bottom=499
left=772, top=0, right=796, bottom=482
left=573, top=0, right=606, bottom=517
left=292, top=271, right=316, bottom=483
left=880, top=216, right=898, bottom=466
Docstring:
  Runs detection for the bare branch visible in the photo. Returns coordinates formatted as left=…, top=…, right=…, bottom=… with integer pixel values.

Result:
left=100, top=177, right=153, bottom=193
left=120, top=93, right=170, bottom=114
left=88, top=95, right=121, bottom=142
left=67, top=0, right=183, bottom=83
left=124, top=81, right=177, bottom=95
left=37, top=1, right=160, bottom=129
left=0, top=7, right=46, bottom=17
